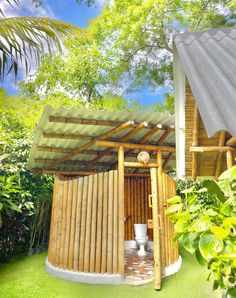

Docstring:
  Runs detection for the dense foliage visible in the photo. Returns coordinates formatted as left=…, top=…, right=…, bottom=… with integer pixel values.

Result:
left=167, top=169, right=236, bottom=296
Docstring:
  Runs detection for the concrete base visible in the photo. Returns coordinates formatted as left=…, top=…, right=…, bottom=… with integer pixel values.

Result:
left=45, top=258, right=123, bottom=285
left=45, top=241, right=182, bottom=284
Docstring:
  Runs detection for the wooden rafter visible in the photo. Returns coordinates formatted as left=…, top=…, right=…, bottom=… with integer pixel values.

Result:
left=163, top=152, right=174, bottom=169
left=156, top=125, right=175, bottom=145
left=43, top=132, right=93, bottom=140
left=85, top=122, right=149, bottom=167
left=48, top=116, right=173, bottom=131
left=37, top=146, right=138, bottom=157
left=37, top=120, right=134, bottom=174
left=35, top=158, right=111, bottom=167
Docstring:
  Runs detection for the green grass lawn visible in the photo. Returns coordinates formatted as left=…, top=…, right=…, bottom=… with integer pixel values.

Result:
left=0, top=247, right=221, bottom=298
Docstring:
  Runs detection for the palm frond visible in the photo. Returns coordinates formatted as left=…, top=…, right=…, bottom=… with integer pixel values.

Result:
left=0, top=16, right=83, bottom=79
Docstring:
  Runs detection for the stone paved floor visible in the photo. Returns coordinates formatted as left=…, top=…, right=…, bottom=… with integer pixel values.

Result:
left=124, top=248, right=154, bottom=285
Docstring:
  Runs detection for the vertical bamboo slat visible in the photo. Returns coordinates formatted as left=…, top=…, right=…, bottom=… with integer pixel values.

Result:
left=113, top=170, right=118, bottom=273
left=78, top=176, right=88, bottom=272
left=118, top=146, right=125, bottom=274
left=150, top=168, right=162, bottom=290
left=84, top=175, right=94, bottom=272
left=107, top=171, right=114, bottom=274
left=89, top=174, right=98, bottom=272
left=95, top=173, right=104, bottom=273
left=55, top=177, right=64, bottom=266
left=73, top=177, right=83, bottom=270
left=68, top=178, right=78, bottom=270
left=101, top=172, right=108, bottom=273
left=59, top=178, right=68, bottom=269
left=63, top=179, right=73, bottom=269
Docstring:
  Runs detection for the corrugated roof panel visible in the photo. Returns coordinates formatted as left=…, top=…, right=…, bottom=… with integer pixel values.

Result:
left=28, top=105, right=175, bottom=172
left=174, top=27, right=236, bottom=137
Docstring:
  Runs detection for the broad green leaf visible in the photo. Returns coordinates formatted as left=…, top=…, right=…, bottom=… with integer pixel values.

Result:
left=219, top=165, right=236, bottom=180
left=0, top=202, right=3, bottom=210
left=165, top=203, right=183, bottom=215
left=182, top=233, right=197, bottom=253
left=199, top=233, right=223, bottom=260
left=189, top=216, right=212, bottom=232
left=167, top=196, right=181, bottom=204
left=210, top=226, right=229, bottom=239
left=202, top=180, right=225, bottom=202
left=195, top=248, right=207, bottom=266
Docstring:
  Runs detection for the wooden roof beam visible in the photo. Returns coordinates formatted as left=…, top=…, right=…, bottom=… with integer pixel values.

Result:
left=49, top=116, right=173, bottom=131
left=35, top=158, right=111, bottom=167
left=37, top=120, right=134, bottom=174
left=95, top=140, right=175, bottom=153
left=42, top=169, right=150, bottom=177
left=85, top=121, right=149, bottom=167
left=190, top=146, right=234, bottom=152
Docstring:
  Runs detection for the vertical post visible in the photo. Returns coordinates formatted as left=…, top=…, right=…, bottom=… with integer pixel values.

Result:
left=157, top=151, right=165, bottom=275
left=192, top=104, right=199, bottom=181
left=226, top=150, right=233, bottom=169
left=215, top=131, right=226, bottom=178
left=118, top=146, right=124, bottom=274
left=150, top=167, right=162, bottom=290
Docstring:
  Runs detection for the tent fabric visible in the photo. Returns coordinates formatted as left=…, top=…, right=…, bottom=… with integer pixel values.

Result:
left=174, top=27, right=236, bottom=138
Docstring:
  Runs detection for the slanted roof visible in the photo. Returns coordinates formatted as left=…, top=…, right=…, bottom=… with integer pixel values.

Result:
left=28, top=105, right=175, bottom=175
left=174, top=27, right=236, bottom=138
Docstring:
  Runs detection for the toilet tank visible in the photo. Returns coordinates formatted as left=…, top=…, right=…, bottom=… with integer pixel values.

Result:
left=134, top=224, right=147, bottom=238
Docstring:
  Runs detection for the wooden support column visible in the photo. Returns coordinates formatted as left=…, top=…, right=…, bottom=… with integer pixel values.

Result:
left=215, top=131, right=226, bottom=178
left=150, top=167, right=162, bottom=290
left=118, top=146, right=124, bottom=274
left=226, top=149, right=233, bottom=169
left=157, top=151, right=165, bottom=275
left=192, top=105, right=199, bottom=181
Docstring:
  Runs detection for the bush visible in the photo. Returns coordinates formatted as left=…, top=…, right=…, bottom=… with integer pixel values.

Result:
left=167, top=168, right=236, bottom=297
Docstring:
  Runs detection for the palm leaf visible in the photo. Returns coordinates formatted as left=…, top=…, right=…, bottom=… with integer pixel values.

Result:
left=0, top=16, right=83, bottom=79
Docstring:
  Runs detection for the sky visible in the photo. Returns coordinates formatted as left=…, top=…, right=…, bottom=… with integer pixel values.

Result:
left=0, top=0, right=166, bottom=106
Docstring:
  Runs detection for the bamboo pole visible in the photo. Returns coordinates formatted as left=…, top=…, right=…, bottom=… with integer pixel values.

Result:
left=107, top=171, right=114, bottom=274
left=215, top=131, right=226, bottom=178
left=226, top=150, right=234, bottom=169
left=48, top=176, right=58, bottom=264
left=78, top=176, right=89, bottom=272
left=95, top=173, right=104, bottom=273
left=113, top=170, right=118, bottom=273
left=96, top=140, right=175, bottom=153
left=190, top=146, right=234, bottom=152
left=43, top=169, right=150, bottom=177
left=124, top=162, right=159, bottom=168
left=84, top=175, right=94, bottom=272
left=101, top=172, right=108, bottom=273
left=63, top=179, right=73, bottom=269
left=55, top=177, right=64, bottom=266
left=59, top=178, right=68, bottom=269
left=124, top=177, right=128, bottom=240
left=192, top=105, right=199, bottom=181
left=73, top=177, right=83, bottom=270
left=150, top=168, right=162, bottom=290
left=157, top=151, right=165, bottom=273
left=89, top=174, right=98, bottom=272
left=137, top=178, right=141, bottom=223
left=118, top=146, right=125, bottom=275
left=68, top=178, right=78, bottom=270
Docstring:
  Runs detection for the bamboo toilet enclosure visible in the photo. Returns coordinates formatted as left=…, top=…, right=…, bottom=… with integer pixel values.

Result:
left=47, top=150, right=180, bottom=289
left=28, top=107, right=181, bottom=289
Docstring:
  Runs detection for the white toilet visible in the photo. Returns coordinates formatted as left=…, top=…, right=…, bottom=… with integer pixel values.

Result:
left=134, top=224, right=148, bottom=256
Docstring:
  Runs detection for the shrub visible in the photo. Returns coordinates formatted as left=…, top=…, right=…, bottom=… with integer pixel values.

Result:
left=167, top=167, right=236, bottom=297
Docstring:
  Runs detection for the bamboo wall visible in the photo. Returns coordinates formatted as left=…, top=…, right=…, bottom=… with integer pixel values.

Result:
left=124, top=176, right=153, bottom=240
left=124, top=175, right=179, bottom=267
left=48, top=170, right=121, bottom=274
left=48, top=171, right=179, bottom=275
left=185, top=82, right=229, bottom=177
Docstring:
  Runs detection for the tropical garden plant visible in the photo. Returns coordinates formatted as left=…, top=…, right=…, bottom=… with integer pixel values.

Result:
left=167, top=168, right=236, bottom=296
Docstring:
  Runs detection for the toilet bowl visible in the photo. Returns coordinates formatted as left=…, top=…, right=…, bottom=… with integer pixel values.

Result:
left=134, top=224, right=148, bottom=256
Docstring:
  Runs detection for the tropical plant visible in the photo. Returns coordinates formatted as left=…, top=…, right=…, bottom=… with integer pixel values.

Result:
left=0, top=1, right=81, bottom=79
left=166, top=167, right=236, bottom=296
